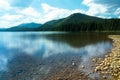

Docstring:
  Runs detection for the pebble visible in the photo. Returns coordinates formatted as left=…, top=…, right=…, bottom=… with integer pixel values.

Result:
left=94, top=35, right=120, bottom=80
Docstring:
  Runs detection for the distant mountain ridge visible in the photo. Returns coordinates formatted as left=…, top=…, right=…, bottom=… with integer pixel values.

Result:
left=1, top=13, right=120, bottom=31
left=16, top=22, right=41, bottom=28
left=7, top=22, right=42, bottom=31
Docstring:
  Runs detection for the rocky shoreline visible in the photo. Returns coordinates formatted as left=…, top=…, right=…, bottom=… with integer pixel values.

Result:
left=94, top=35, right=120, bottom=80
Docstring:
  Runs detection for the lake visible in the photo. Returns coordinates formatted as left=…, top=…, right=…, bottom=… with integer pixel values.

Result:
left=0, top=32, right=113, bottom=80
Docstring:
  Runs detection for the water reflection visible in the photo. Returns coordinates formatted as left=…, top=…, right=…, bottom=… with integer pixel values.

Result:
left=0, top=32, right=112, bottom=80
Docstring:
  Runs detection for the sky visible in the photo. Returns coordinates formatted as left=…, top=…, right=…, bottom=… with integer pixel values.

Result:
left=0, top=0, right=120, bottom=28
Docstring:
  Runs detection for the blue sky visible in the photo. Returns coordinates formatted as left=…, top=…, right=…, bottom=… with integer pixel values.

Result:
left=0, top=0, right=120, bottom=28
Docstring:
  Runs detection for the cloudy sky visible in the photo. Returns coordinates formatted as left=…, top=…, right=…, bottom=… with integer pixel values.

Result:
left=0, top=0, right=120, bottom=28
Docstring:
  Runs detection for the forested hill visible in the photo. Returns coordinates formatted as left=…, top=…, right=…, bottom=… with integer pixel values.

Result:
left=36, top=13, right=120, bottom=32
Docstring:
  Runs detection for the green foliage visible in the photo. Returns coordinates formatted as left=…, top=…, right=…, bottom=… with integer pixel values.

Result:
left=37, top=13, right=120, bottom=32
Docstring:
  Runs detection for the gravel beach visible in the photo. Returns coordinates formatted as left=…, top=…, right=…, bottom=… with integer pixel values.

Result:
left=94, top=35, right=120, bottom=80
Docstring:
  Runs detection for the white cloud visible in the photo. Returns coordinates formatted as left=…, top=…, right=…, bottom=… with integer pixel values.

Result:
left=40, top=3, right=85, bottom=23
left=19, top=7, right=41, bottom=17
left=0, top=0, right=11, bottom=11
left=0, top=2, right=86, bottom=28
left=16, top=7, right=42, bottom=23
left=86, top=3, right=107, bottom=16
left=82, top=0, right=93, bottom=4
left=41, top=3, right=57, bottom=13
left=0, top=6, right=42, bottom=28
left=82, top=0, right=120, bottom=19
left=0, top=14, right=24, bottom=28
left=114, top=8, right=120, bottom=15
left=82, top=0, right=108, bottom=16
left=1, top=14, right=23, bottom=21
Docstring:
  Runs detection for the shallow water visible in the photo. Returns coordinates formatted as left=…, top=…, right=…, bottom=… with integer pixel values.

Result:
left=0, top=32, right=112, bottom=80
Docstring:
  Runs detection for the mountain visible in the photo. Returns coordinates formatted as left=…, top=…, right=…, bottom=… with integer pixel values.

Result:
left=36, top=19, right=64, bottom=31
left=8, top=22, right=42, bottom=31
left=36, top=13, right=120, bottom=32
left=0, top=28, right=7, bottom=31
left=1, top=13, right=120, bottom=32
left=36, top=13, right=103, bottom=31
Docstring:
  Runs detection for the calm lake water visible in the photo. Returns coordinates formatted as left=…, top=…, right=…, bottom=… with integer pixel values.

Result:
left=0, top=32, right=113, bottom=80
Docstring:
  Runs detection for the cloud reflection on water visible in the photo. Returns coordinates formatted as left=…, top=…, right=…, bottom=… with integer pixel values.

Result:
left=0, top=32, right=112, bottom=72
